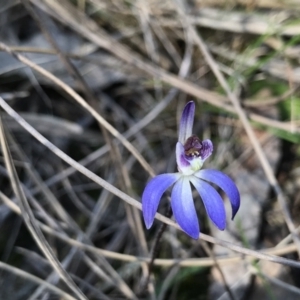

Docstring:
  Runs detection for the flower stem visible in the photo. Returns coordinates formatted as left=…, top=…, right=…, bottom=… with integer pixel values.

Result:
left=140, top=206, right=172, bottom=295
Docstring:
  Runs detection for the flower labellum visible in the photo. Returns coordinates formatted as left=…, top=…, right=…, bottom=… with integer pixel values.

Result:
left=142, top=101, right=240, bottom=239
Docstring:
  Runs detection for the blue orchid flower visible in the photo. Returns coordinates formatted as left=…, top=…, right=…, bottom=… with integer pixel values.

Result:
left=142, top=101, right=240, bottom=239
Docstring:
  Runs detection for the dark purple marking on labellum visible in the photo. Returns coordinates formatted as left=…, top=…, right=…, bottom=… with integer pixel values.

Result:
left=184, top=135, right=202, bottom=158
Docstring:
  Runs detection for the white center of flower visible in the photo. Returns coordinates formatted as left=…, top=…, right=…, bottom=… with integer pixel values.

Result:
left=179, top=156, right=204, bottom=176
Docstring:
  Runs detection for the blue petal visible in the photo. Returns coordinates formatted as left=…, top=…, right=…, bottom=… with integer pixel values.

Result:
left=195, top=169, right=240, bottom=219
left=171, top=177, right=199, bottom=239
left=190, top=177, right=226, bottom=230
left=179, top=101, right=195, bottom=144
left=142, top=173, right=180, bottom=229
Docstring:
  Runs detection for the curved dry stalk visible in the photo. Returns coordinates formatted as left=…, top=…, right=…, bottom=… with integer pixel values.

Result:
left=0, top=42, right=155, bottom=178
left=38, top=220, right=299, bottom=267
left=2, top=134, right=137, bottom=300
left=0, top=189, right=298, bottom=268
left=35, top=87, right=179, bottom=194
left=0, top=159, right=137, bottom=300
left=0, top=261, right=77, bottom=300
left=250, top=265, right=300, bottom=296
left=174, top=4, right=300, bottom=256
left=28, top=0, right=300, bottom=134
left=0, top=117, right=88, bottom=300
left=243, top=88, right=298, bottom=107
left=1, top=97, right=300, bottom=270
left=0, top=189, right=298, bottom=269
left=159, top=8, right=300, bottom=37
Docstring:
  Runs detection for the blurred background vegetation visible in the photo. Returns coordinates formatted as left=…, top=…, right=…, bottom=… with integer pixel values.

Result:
left=0, top=0, right=300, bottom=299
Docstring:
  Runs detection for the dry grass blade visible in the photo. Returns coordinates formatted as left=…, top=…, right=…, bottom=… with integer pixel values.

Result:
left=0, top=98, right=140, bottom=299
left=26, top=87, right=178, bottom=197
left=249, top=266, right=300, bottom=296
left=0, top=190, right=297, bottom=269
left=0, top=116, right=88, bottom=300
left=29, top=0, right=299, bottom=135
left=163, top=8, right=300, bottom=36
left=1, top=1, right=300, bottom=297
left=174, top=3, right=300, bottom=256
left=5, top=138, right=137, bottom=299
left=1, top=96, right=300, bottom=270
left=0, top=42, right=155, bottom=177
left=0, top=261, right=77, bottom=300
